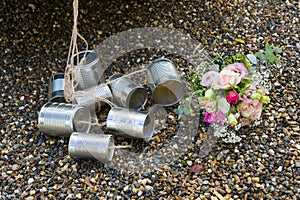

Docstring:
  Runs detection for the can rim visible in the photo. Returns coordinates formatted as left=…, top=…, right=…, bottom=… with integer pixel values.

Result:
left=73, top=50, right=99, bottom=69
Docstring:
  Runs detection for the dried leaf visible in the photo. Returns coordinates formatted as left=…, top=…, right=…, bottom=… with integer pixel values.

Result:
left=85, top=178, right=95, bottom=190
left=189, top=164, right=203, bottom=173
left=211, top=159, right=218, bottom=165
left=235, top=38, right=245, bottom=44
left=181, top=175, right=189, bottom=187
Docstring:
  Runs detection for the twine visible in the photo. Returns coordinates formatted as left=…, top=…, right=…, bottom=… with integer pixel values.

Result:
left=64, top=0, right=89, bottom=103
left=64, top=0, right=148, bottom=105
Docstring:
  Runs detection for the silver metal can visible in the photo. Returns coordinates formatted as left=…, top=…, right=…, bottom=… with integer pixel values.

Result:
left=73, top=83, right=113, bottom=112
left=38, top=102, right=91, bottom=137
left=147, top=58, right=185, bottom=106
left=106, top=107, right=154, bottom=141
left=73, top=50, right=105, bottom=90
left=108, top=73, right=148, bottom=109
left=48, top=72, right=65, bottom=102
left=68, top=132, right=114, bottom=161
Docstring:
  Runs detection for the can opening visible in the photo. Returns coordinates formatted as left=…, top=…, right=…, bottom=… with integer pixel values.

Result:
left=152, top=80, right=185, bottom=106
left=73, top=107, right=91, bottom=133
left=128, top=87, right=148, bottom=109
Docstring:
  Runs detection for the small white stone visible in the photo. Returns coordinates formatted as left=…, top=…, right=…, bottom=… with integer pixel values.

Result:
left=261, top=153, right=269, bottom=158
left=203, top=180, right=209, bottom=185
left=123, top=185, right=129, bottom=191
left=28, top=178, right=34, bottom=184
left=40, top=187, right=47, bottom=192
left=145, top=185, right=153, bottom=191
left=187, top=160, right=193, bottom=166
left=268, top=149, right=275, bottom=156
left=137, top=190, right=143, bottom=197
left=277, top=166, right=283, bottom=172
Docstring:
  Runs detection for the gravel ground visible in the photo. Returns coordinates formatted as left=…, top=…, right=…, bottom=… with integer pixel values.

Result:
left=0, top=0, right=299, bottom=199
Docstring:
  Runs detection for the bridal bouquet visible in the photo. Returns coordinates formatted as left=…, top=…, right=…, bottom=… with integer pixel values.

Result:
left=177, top=43, right=281, bottom=143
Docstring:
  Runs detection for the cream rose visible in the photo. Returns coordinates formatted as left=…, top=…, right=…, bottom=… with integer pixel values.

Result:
left=213, top=70, right=241, bottom=89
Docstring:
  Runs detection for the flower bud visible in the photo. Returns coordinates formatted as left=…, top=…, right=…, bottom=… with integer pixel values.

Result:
left=260, top=96, right=270, bottom=104
left=257, top=89, right=264, bottom=95
left=204, top=88, right=214, bottom=100
left=250, top=93, right=262, bottom=100
left=226, top=91, right=239, bottom=105
left=228, top=113, right=238, bottom=126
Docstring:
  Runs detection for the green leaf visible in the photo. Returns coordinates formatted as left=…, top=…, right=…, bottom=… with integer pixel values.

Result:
left=265, top=43, right=273, bottom=54
left=246, top=54, right=258, bottom=64
left=174, top=106, right=182, bottom=119
left=264, top=54, right=278, bottom=63
left=275, top=47, right=282, bottom=54
left=255, top=52, right=265, bottom=60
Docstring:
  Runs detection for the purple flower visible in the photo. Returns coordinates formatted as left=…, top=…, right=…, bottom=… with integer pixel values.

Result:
left=203, top=112, right=212, bottom=123
left=203, top=111, right=226, bottom=125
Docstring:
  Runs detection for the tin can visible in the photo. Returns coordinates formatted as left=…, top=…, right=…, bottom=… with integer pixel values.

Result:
left=73, top=50, right=105, bottom=90
left=108, top=73, right=148, bottom=109
left=147, top=58, right=185, bottom=106
left=106, top=107, right=154, bottom=141
left=68, top=132, right=114, bottom=161
left=38, top=102, right=91, bottom=137
left=48, top=72, right=65, bottom=102
left=73, top=83, right=113, bottom=112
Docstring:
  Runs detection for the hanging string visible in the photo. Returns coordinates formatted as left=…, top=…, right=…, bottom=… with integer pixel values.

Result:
left=64, top=0, right=89, bottom=103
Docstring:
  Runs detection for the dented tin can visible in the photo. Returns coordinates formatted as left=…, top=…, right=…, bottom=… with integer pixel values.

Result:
left=108, top=73, right=148, bottom=109
left=73, top=50, right=105, bottom=90
left=38, top=102, right=91, bottom=137
left=48, top=72, right=65, bottom=102
left=68, top=132, right=114, bottom=161
left=106, top=107, right=154, bottom=141
left=147, top=58, right=185, bottom=106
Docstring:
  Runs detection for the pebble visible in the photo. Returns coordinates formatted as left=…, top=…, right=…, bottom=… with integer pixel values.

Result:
left=28, top=178, right=34, bottom=185
left=295, top=161, right=300, bottom=168
left=187, top=160, right=193, bottom=166
left=268, top=149, right=275, bottom=156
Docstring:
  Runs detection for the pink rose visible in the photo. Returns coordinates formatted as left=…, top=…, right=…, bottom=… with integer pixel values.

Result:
left=222, top=62, right=249, bottom=79
left=200, top=71, right=219, bottom=87
left=226, top=91, right=239, bottom=105
left=238, top=98, right=263, bottom=120
left=213, top=70, right=241, bottom=89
